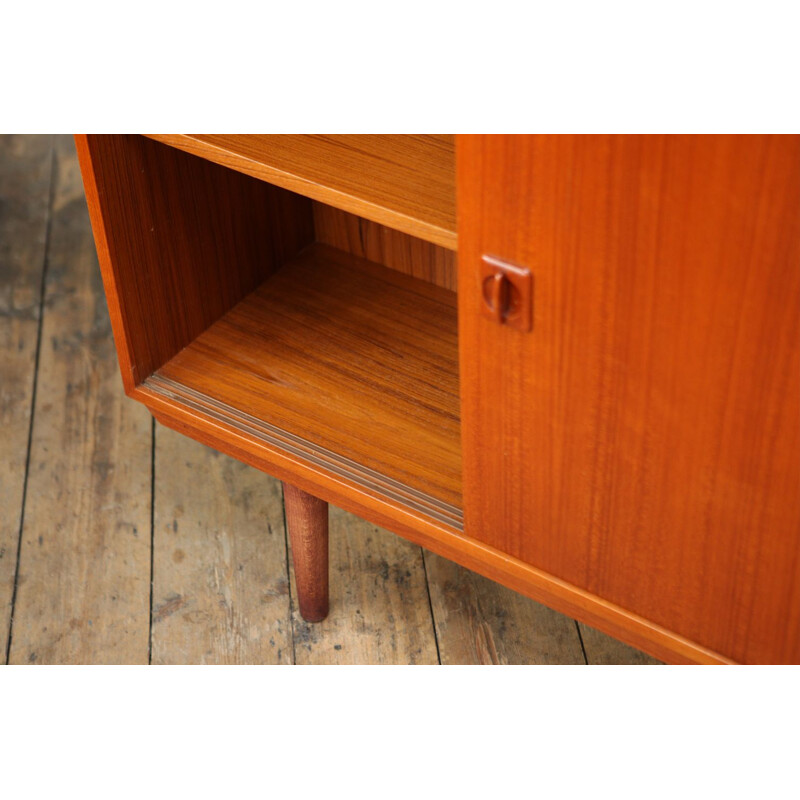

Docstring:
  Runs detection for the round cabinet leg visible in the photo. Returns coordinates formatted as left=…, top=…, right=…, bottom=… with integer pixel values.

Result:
left=283, top=482, right=329, bottom=622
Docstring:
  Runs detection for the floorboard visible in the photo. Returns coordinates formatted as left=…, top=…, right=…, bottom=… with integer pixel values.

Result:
left=0, top=135, right=52, bottom=659
left=425, top=552, right=587, bottom=664
left=578, top=623, right=662, bottom=665
left=151, top=425, right=293, bottom=664
left=8, top=136, right=152, bottom=664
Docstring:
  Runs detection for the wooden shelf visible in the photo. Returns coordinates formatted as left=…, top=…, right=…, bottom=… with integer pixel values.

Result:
left=145, top=134, right=457, bottom=251
left=143, top=243, right=462, bottom=524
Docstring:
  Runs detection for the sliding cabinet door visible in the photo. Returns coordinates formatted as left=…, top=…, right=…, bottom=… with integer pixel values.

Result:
left=457, top=135, right=800, bottom=664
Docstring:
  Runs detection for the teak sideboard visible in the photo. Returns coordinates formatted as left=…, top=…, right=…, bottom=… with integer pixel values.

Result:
left=75, top=135, right=800, bottom=665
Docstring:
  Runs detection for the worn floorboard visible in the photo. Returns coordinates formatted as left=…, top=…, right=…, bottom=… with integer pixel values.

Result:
left=0, top=135, right=52, bottom=659
left=151, top=425, right=293, bottom=664
left=578, top=623, right=662, bottom=665
left=290, top=504, right=439, bottom=665
left=7, top=136, right=152, bottom=664
left=1, top=136, right=660, bottom=665
left=424, top=552, right=587, bottom=664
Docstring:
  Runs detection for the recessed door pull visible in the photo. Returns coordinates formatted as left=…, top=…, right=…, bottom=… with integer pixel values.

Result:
left=480, top=255, right=533, bottom=332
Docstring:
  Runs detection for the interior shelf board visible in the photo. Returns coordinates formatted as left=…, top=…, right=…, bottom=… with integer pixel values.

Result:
left=145, top=134, right=457, bottom=251
left=144, top=243, right=462, bottom=521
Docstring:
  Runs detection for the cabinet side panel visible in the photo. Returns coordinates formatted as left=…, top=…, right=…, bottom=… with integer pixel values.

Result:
left=458, top=134, right=800, bottom=664
left=75, top=135, right=314, bottom=389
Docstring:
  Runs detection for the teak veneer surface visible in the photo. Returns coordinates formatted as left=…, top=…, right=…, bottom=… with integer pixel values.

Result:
left=145, top=134, right=457, bottom=251
left=150, top=243, right=462, bottom=516
left=459, top=134, right=800, bottom=665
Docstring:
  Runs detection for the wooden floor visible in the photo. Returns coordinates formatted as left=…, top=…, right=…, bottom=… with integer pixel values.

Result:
left=0, top=135, right=660, bottom=664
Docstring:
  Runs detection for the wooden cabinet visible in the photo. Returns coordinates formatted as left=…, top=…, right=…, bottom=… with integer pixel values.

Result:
left=76, top=134, right=800, bottom=664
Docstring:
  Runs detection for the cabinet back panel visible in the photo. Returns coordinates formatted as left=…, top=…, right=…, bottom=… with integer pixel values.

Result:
left=313, top=203, right=457, bottom=291
left=459, top=134, right=800, bottom=664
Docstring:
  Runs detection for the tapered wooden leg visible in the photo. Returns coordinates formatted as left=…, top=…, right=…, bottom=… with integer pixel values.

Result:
left=283, top=482, right=329, bottom=622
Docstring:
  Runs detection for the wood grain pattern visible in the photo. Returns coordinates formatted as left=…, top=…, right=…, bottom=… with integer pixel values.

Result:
left=458, top=134, right=800, bottom=665
left=75, top=134, right=313, bottom=391
left=424, top=552, right=585, bottom=664
left=151, top=425, right=292, bottom=664
left=0, top=135, right=52, bottom=657
left=283, top=482, right=329, bottom=622
left=146, top=134, right=456, bottom=250
left=151, top=243, right=461, bottom=514
left=290, top=505, right=438, bottom=664
left=9, top=137, right=152, bottom=664
left=313, top=203, right=457, bottom=291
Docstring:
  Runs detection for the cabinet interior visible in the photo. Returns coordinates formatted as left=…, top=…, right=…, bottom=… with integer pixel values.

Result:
left=88, top=134, right=461, bottom=526
left=144, top=133, right=457, bottom=251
